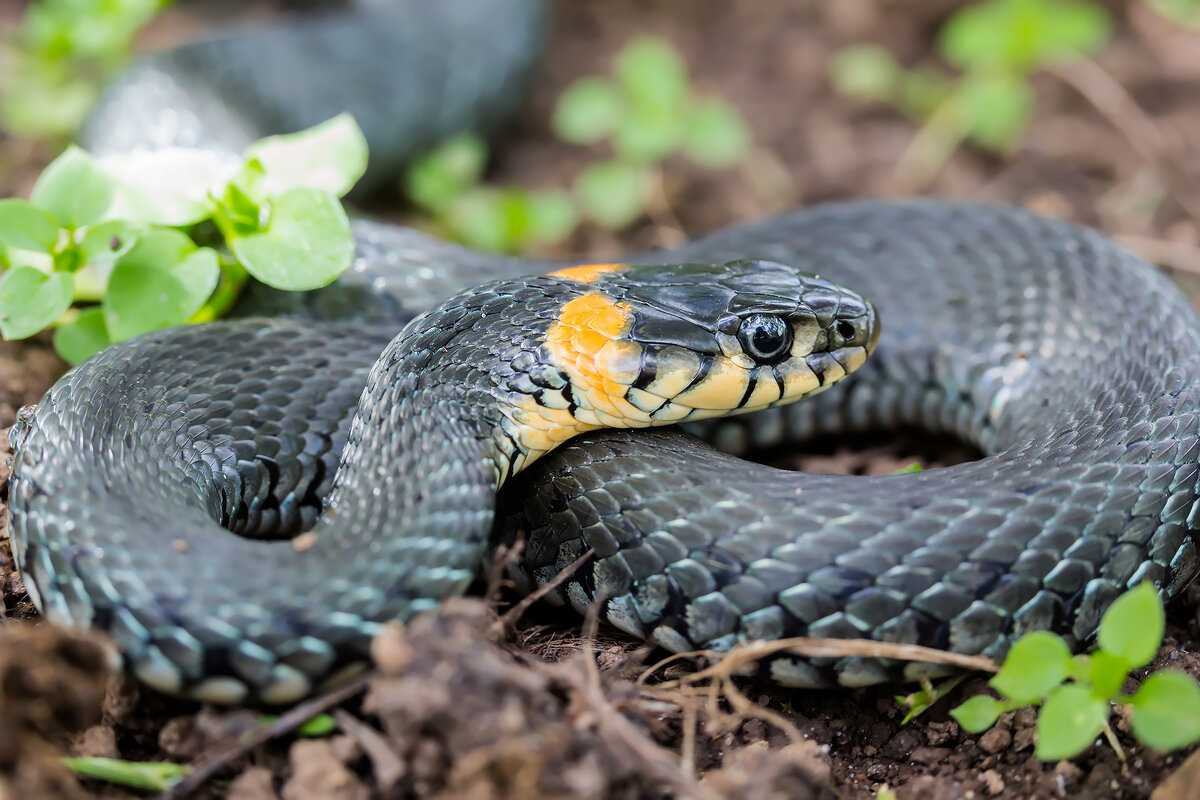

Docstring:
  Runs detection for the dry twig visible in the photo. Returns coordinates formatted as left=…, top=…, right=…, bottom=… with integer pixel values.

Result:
left=159, top=676, right=370, bottom=799
left=491, top=547, right=595, bottom=635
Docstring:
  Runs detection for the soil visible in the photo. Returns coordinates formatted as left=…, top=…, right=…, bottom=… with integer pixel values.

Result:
left=2, top=0, right=1200, bottom=798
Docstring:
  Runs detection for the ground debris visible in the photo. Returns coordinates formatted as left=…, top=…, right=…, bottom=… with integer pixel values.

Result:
left=281, top=740, right=369, bottom=800
left=361, top=599, right=842, bottom=799
left=227, top=767, right=279, bottom=800
left=364, top=598, right=676, bottom=798
left=0, top=624, right=113, bottom=798
left=699, top=741, right=835, bottom=799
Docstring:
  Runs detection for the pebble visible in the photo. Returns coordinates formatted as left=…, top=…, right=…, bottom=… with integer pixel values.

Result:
left=72, top=725, right=118, bottom=758
left=911, top=746, right=951, bottom=765
left=228, top=767, right=280, bottom=800
left=282, top=740, right=369, bottom=800
left=982, top=769, right=1005, bottom=796
left=925, top=720, right=958, bottom=746
left=1053, top=760, right=1082, bottom=785
left=979, top=726, right=1012, bottom=754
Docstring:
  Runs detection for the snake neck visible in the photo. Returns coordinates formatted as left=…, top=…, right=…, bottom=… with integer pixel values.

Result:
left=307, top=279, right=584, bottom=612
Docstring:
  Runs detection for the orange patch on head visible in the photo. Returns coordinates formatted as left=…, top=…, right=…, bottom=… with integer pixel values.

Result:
left=544, top=293, right=634, bottom=391
left=546, top=262, right=627, bottom=284
left=496, top=292, right=639, bottom=478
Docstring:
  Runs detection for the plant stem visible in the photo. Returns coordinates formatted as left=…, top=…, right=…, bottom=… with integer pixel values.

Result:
left=1102, top=720, right=1126, bottom=763
left=890, top=86, right=968, bottom=193
left=189, top=257, right=247, bottom=323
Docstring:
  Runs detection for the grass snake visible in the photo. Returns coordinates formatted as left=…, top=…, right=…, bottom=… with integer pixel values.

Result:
left=8, top=0, right=1200, bottom=704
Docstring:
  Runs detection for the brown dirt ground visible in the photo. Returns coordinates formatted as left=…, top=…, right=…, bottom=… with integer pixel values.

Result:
left=3, top=0, right=1200, bottom=798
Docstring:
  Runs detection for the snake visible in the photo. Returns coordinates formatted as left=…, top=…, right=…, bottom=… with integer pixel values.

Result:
left=7, top=0, right=1200, bottom=705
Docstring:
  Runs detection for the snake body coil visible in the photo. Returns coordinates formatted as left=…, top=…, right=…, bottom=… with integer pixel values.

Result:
left=8, top=0, right=1200, bottom=703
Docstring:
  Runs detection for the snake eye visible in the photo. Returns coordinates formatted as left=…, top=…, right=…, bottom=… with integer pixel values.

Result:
left=737, top=314, right=792, bottom=362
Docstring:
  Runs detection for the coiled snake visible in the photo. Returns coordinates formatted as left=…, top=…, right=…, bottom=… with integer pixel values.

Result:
left=8, top=0, right=1200, bottom=704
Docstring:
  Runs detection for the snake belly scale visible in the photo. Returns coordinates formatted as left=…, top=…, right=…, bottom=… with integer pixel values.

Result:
left=8, top=0, right=1200, bottom=704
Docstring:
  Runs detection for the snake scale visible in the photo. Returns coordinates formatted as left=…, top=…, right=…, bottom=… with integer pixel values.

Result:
left=7, top=0, right=1200, bottom=705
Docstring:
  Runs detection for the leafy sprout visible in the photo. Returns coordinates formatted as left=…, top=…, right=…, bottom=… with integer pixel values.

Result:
left=830, top=0, right=1112, bottom=169
left=951, top=582, right=1200, bottom=761
left=0, top=113, right=367, bottom=364
left=2, top=0, right=172, bottom=139
left=62, top=757, right=187, bottom=792
left=403, top=36, right=750, bottom=254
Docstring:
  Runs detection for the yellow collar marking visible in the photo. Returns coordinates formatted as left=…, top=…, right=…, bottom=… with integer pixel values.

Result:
left=546, top=262, right=628, bottom=284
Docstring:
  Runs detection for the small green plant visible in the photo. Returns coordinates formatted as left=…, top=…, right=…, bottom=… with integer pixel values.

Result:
left=62, top=757, right=187, bottom=792
left=830, top=0, right=1110, bottom=170
left=1, top=0, right=171, bottom=138
left=404, top=132, right=577, bottom=254
left=0, top=113, right=366, bottom=363
left=1147, top=0, right=1200, bottom=27
left=403, top=36, right=750, bottom=253
left=951, top=582, right=1200, bottom=761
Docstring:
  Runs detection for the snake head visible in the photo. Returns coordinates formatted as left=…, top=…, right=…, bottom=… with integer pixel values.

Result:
left=545, top=259, right=877, bottom=421
left=496, top=259, right=878, bottom=481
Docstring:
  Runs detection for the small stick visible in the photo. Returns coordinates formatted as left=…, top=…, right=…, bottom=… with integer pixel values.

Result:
left=159, top=676, right=370, bottom=799
left=491, top=547, right=594, bottom=635
left=644, top=636, right=997, bottom=689
left=332, top=709, right=405, bottom=791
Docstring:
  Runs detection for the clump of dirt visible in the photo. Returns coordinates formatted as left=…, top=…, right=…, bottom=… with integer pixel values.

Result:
left=0, top=338, right=63, bottom=431
left=357, top=598, right=835, bottom=800
left=0, top=625, right=113, bottom=799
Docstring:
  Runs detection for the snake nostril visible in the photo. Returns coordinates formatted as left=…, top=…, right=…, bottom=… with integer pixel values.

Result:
left=835, top=320, right=857, bottom=342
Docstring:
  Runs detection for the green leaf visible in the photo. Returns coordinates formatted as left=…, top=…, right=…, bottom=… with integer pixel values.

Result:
left=99, top=148, right=235, bottom=226
left=1098, top=582, right=1164, bottom=668
left=554, top=77, right=624, bottom=145
left=62, top=757, right=188, bottom=792
left=247, top=113, right=369, bottom=199
left=104, top=230, right=219, bottom=341
left=893, top=462, right=923, bottom=474
left=215, top=171, right=266, bottom=237
left=53, top=307, right=110, bottom=364
left=683, top=98, right=750, bottom=168
left=1130, top=670, right=1200, bottom=751
left=525, top=190, right=579, bottom=247
left=298, top=714, right=336, bottom=737
left=613, top=107, right=684, bottom=163
left=31, top=146, right=116, bottom=227
left=615, top=37, right=688, bottom=112
left=258, top=712, right=337, bottom=738
left=940, top=0, right=1111, bottom=72
left=0, top=266, right=73, bottom=339
left=574, top=160, right=648, bottom=229
left=1, top=73, right=97, bottom=138
left=445, top=188, right=510, bottom=252
left=230, top=187, right=353, bottom=291
left=829, top=45, right=901, bottom=101
left=1035, top=684, right=1108, bottom=761
left=951, top=694, right=1005, bottom=733
left=899, top=68, right=955, bottom=119
left=957, top=72, right=1033, bottom=151
left=989, top=631, right=1073, bottom=704
left=0, top=199, right=60, bottom=252
left=79, top=221, right=139, bottom=265
left=444, top=188, right=576, bottom=254
left=404, top=133, right=488, bottom=213
left=1088, top=651, right=1131, bottom=699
